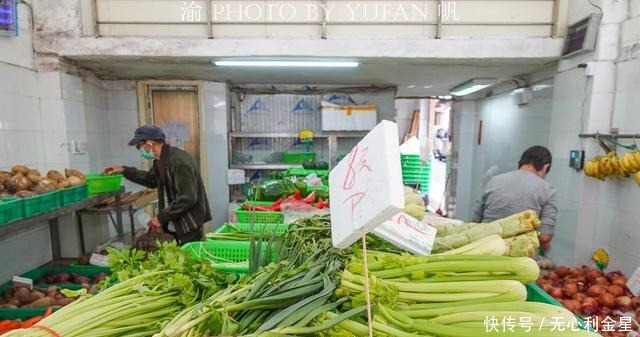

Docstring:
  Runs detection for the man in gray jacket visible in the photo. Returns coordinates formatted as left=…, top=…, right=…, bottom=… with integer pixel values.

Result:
left=472, top=145, right=557, bottom=251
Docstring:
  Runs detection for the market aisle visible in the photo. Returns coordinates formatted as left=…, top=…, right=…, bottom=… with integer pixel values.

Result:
left=428, top=157, right=447, bottom=210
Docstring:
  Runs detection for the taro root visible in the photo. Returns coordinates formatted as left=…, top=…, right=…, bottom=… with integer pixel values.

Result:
left=15, top=190, right=37, bottom=198
left=67, top=176, right=84, bottom=187
left=65, top=168, right=86, bottom=183
left=47, top=170, right=66, bottom=184
left=11, top=165, right=30, bottom=176
left=6, top=174, right=31, bottom=193
left=33, top=179, right=57, bottom=194
left=0, top=171, right=11, bottom=186
left=27, top=169, right=43, bottom=184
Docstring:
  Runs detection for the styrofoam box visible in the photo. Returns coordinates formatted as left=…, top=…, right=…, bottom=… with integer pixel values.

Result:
left=321, top=101, right=377, bottom=131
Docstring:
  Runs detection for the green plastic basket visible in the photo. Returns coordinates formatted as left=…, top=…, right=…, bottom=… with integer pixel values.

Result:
left=19, top=266, right=110, bottom=289
left=86, top=173, right=122, bottom=194
left=284, top=168, right=329, bottom=177
left=307, top=185, right=329, bottom=194
left=526, top=283, right=591, bottom=331
left=0, top=307, right=54, bottom=320
left=182, top=240, right=278, bottom=273
left=62, top=185, right=89, bottom=205
left=235, top=201, right=284, bottom=223
left=215, top=223, right=289, bottom=236
left=282, top=152, right=316, bottom=164
left=68, top=262, right=111, bottom=272
left=0, top=198, right=24, bottom=224
left=23, top=194, right=44, bottom=217
left=40, top=190, right=61, bottom=212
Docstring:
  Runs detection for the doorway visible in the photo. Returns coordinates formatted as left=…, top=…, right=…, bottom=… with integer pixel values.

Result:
left=428, top=98, right=452, bottom=213
left=145, top=86, right=201, bottom=166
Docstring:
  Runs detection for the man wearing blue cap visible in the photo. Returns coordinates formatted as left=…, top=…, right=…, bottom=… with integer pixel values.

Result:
left=104, top=125, right=211, bottom=244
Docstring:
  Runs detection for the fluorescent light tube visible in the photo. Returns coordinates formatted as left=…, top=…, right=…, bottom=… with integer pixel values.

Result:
left=450, top=78, right=498, bottom=96
left=214, top=60, right=359, bottom=67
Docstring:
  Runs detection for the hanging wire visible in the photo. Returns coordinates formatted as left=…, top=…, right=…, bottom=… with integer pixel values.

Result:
left=588, top=0, right=603, bottom=15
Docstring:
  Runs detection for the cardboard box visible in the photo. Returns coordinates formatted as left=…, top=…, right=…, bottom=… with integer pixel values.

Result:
left=321, top=101, right=377, bottom=131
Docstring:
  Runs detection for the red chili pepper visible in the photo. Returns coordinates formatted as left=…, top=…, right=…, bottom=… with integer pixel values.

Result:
left=302, top=191, right=316, bottom=204
left=253, top=206, right=272, bottom=212
left=293, top=189, right=302, bottom=201
left=315, top=197, right=325, bottom=209
left=44, top=307, right=53, bottom=317
left=21, top=315, right=43, bottom=328
left=268, top=198, right=284, bottom=211
left=7, top=321, right=20, bottom=330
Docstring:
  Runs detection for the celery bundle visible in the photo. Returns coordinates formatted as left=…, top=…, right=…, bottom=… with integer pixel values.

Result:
left=1, top=242, right=226, bottom=337
left=432, top=210, right=541, bottom=256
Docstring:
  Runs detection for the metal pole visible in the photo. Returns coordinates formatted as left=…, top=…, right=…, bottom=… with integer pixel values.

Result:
left=207, top=0, right=213, bottom=39
left=579, top=133, right=640, bottom=139
left=321, top=0, right=327, bottom=39
left=92, top=0, right=99, bottom=37
left=436, top=0, right=443, bottom=39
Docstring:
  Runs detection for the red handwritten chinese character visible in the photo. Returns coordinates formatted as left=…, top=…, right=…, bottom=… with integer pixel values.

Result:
left=397, top=215, right=426, bottom=235
left=343, top=145, right=359, bottom=190
left=358, top=147, right=372, bottom=173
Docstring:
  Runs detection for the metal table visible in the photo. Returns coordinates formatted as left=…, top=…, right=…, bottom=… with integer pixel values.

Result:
left=76, top=203, right=138, bottom=254
left=0, top=191, right=122, bottom=260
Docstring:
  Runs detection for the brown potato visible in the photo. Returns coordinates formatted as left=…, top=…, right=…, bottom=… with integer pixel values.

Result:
left=53, top=297, right=75, bottom=306
left=11, top=165, right=30, bottom=176
left=27, top=290, right=45, bottom=303
left=24, top=296, right=53, bottom=308
left=13, top=286, right=31, bottom=305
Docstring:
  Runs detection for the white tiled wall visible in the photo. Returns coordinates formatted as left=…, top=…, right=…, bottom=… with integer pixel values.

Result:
left=453, top=78, right=553, bottom=222
left=0, top=6, right=55, bottom=282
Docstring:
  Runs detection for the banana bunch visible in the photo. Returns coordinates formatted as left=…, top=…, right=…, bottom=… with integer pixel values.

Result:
left=584, top=151, right=640, bottom=182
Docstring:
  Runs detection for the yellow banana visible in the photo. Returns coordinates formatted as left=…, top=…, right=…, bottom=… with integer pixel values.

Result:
left=631, top=151, right=640, bottom=172
left=620, top=154, right=632, bottom=172
left=635, top=171, right=640, bottom=186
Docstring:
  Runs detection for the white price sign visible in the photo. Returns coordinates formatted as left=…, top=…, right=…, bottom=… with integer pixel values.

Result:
left=12, top=276, right=33, bottom=290
left=89, top=253, right=110, bottom=267
left=329, top=121, right=405, bottom=249
left=374, top=212, right=437, bottom=256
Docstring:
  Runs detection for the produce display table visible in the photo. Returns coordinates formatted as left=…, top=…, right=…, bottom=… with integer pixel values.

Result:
left=0, top=191, right=124, bottom=259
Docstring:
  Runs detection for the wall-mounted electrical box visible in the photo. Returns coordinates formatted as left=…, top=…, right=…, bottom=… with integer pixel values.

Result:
left=570, top=150, right=585, bottom=171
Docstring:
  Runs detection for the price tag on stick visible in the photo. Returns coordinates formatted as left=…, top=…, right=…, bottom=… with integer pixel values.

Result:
left=329, top=121, right=405, bottom=249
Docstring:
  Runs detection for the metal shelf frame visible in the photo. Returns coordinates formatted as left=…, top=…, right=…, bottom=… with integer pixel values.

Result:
left=0, top=191, right=124, bottom=260
left=228, top=132, right=367, bottom=171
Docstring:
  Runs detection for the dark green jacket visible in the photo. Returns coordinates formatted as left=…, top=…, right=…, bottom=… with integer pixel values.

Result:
left=123, top=144, right=211, bottom=243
